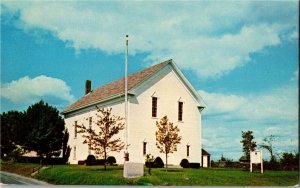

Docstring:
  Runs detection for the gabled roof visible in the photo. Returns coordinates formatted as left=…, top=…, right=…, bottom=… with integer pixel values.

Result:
left=62, top=59, right=205, bottom=115
left=63, top=59, right=171, bottom=114
left=202, top=149, right=210, bottom=156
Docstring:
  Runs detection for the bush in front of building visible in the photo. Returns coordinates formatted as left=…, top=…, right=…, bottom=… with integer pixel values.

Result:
left=189, top=163, right=200, bottom=168
left=85, top=155, right=96, bottom=166
left=153, top=157, right=164, bottom=168
left=107, top=156, right=116, bottom=165
left=85, top=155, right=108, bottom=166
left=180, top=159, right=190, bottom=168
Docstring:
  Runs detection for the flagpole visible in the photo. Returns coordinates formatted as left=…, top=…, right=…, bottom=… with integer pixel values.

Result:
left=124, top=35, right=129, bottom=161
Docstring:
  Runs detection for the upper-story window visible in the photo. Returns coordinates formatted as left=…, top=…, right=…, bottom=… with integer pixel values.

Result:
left=89, top=117, right=92, bottom=129
left=178, top=101, right=183, bottom=121
left=74, top=121, right=78, bottom=138
left=152, top=97, right=157, bottom=118
left=187, top=145, right=190, bottom=157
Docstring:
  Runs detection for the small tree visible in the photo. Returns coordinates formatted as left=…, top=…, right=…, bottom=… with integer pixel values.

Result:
left=259, top=135, right=277, bottom=161
left=77, top=107, right=125, bottom=170
left=145, top=154, right=154, bottom=175
left=240, top=130, right=257, bottom=160
left=155, top=116, right=182, bottom=171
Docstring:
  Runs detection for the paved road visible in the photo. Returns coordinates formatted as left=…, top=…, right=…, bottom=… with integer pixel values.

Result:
left=0, top=171, right=49, bottom=185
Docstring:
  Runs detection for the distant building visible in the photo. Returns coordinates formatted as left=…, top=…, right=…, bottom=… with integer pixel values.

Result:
left=201, top=149, right=211, bottom=168
left=62, top=59, right=206, bottom=166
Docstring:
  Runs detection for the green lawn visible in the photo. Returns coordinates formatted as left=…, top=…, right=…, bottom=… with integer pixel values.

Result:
left=35, top=165, right=298, bottom=186
left=1, top=162, right=299, bottom=186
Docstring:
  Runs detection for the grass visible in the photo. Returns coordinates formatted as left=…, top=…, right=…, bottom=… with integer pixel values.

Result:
left=1, top=162, right=299, bottom=186
left=0, top=161, right=38, bottom=177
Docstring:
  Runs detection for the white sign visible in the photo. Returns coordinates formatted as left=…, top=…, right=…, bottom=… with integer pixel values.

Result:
left=123, top=162, right=144, bottom=178
left=250, top=150, right=262, bottom=164
left=250, top=150, right=263, bottom=173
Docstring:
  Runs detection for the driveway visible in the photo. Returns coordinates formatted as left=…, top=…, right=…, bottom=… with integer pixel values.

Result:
left=0, top=171, right=50, bottom=185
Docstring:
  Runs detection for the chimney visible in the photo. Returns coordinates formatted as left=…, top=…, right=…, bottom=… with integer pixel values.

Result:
left=85, top=80, right=91, bottom=95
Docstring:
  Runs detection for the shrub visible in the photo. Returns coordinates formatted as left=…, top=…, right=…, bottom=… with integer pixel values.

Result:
left=153, top=157, right=164, bottom=168
left=17, top=157, right=42, bottom=164
left=16, top=157, right=67, bottom=165
left=107, top=156, right=116, bottom=165
left=86, top=155, right=96, bottom=166
left=180, top=159, right=190, bottom=168
left=87, top=155, right=96, bottom=161
left=94, top=159, right=106, bottom=165
left=280, top=152, right=299, bottom=170
left=189, top=163, right=200, bottom=168
left=264, top=159, right=280, bottom=170
left=78, top=160, right=85, bottom=165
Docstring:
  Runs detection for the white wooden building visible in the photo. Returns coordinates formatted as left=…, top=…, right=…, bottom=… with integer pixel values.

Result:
left=62, top=59, right=205, bottom=166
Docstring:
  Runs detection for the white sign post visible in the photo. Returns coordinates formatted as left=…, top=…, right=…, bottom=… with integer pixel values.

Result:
left=250, top=150, right=263, bottom=174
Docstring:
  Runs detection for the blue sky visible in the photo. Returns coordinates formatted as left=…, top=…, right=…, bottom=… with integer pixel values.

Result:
left=1, top=1, right=298, bottom=161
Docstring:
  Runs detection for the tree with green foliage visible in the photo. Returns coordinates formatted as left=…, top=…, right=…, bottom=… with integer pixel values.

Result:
left=259, top=135, right=277, bottom=161
left=280, top=152, right=299, bottom=170
left=0, top=111, right=27, bottom=158
left=25, top=100, right=65, bottom=158
left=62, top=128, right=71, bottom=163
left=77, top=107, right=125, bottom=170
left=219, top=154, right=233, bottom=162
left=240, top=130, right=257, bottom=160
left=155, top=116, right=182, bottom=171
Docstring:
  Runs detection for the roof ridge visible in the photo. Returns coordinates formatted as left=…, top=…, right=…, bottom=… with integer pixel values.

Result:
left=96, top=58, right=171, bottom=92
left=63, top=59, right=172, bottom=114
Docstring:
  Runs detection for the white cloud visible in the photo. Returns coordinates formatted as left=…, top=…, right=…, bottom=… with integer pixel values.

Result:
left=1, top=75, right=75, bottom=104
left=200, top=83, right=298, bottom=160
left=1, top=1, right=298, bottom=79
left=199, top=84, right=298, bottom=121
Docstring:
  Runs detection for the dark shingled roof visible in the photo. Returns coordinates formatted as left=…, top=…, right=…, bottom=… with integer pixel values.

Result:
left=63, top=59, right=171, bottom=114
left=202, top=149, right=210, bottom=156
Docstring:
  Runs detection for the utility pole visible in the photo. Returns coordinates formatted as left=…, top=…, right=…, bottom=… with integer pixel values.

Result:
left=124, top=35, right=129, bottom=161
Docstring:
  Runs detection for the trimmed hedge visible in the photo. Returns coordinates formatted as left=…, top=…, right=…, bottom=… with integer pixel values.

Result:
left=16, top=156, right=67, bottom=165
left=189, top=163, right=200, bottom=168
left=85, top=155, right=107, bottom=166
left=85, top=155, right=96, bottom=166
left=86, top=159, right=107, bottom=166
left=107, top=156, right=116, bottom=165
left=153, top=157, right=164, bottom=168
left=180, top=159, right=190, bottom=168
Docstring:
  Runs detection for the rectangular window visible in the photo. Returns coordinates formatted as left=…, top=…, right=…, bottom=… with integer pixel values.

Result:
left=88, top=117, right=92, bottom=154
left=187, top=145, right=190, bottom=157
left=143, top=142, right=147, bottom=155
left=152, top=97, right=157, bottom=118
left=178, top=102, right=183, bottom=121
left=73, top=146, right=76, bottom=160
left=74, top=121, right=77, bottom=138
left=89, top=117, right=92, bottom=129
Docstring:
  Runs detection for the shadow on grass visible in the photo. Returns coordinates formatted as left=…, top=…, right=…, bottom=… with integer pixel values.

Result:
left=88, top=167, right=123, bottom=171
left=160, top=169, right=184, bottom=172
